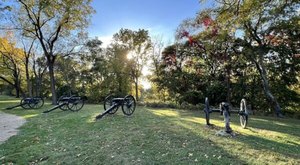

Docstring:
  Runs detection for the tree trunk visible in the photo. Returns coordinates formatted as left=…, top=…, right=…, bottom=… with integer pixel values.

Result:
left=34, top=76, right=42, bottom=97
left=15, top=83, right=20, bottom=98
left=34, top=77, right=39, bottom=97
left=135, top=77, right=139, bottom=101
left=254, top=59, right=283, bottom=117
left=15, top=77, right=23, bottom=98
left=25, top=63, right=32, bottom=97
left=37, top=77, right=42, bottom=97
left=13, top=69, right=21, bottom=98
left=0, top=76, right=16, bottom=97
left=225, top=66, right=231, bottom=103
left=48, top=63, right=57, bottom=104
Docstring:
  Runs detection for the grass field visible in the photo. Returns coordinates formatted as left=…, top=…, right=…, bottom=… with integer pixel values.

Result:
left=0, top=95, right=299, bottom=164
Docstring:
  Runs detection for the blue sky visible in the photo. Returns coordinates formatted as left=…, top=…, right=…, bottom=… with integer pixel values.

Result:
left=88, top=0, right=212, bottom=45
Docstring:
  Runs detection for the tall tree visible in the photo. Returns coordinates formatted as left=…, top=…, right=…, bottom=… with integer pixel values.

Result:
left=113, top=28, right=152, bottom=101
left=55, top=56, right=81, bottom=95
left=150, top=35, right=164, bottom=76
left=0, top=37, right=24, bottom=97
left=176, top=0, right=299, bottom=116
left=80, top=37, right=111, bottom=101
left=106, top=44, right=132, bottom=96
left=21, top=37, right=35, bottom=97
left=213, top=0, right=299, bottom=116
left=32, top=55, right=47, bottom=97
left=13, top=0, right=94, bottom=104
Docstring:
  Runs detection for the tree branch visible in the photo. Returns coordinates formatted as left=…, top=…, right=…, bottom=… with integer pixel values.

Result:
left=0, top=75, right=14, bottom=86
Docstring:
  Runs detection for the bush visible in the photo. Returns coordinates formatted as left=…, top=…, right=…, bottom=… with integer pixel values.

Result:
left=179, top=91, right=203, bottom=105
left=141, top=100, right=204, bottom=111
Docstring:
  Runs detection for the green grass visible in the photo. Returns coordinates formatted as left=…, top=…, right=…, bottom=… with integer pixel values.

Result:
left=0, top=95, right=299, bottom=164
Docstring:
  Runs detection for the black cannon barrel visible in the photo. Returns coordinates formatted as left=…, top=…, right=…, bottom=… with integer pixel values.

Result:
left=43, top=103, right=67, bottom=113
left=95, top=104, right=118, bottom=120
left=5, top=104, right=24, bottom=110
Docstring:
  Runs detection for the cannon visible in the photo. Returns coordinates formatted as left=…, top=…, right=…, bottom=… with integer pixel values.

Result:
left=43, top=95, right=85, bottom=113
left=6, top=97, right=44, bottom=110
left=96, top=95, right=136, bottom=120
left=204, top=97, right=249, bottom=132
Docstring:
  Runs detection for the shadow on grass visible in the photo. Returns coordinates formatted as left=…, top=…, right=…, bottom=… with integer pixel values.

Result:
left=146, top=108, right=300, bottom=164
left=139, top=109, right=249, bottom=164
left=1, top=98, right=299, bottom=164
left=41, top=106, right=238, bottom=163
left=237, top=134, right=300, bottom=158
left=245, top=116, right=300, bottom=137
left=189, top=108, right=300, bottom=138
left=0, top=98, right=20, bottom=110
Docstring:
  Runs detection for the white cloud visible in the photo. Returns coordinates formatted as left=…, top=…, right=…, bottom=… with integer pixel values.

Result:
left=97, top=36, right=113, bottom=47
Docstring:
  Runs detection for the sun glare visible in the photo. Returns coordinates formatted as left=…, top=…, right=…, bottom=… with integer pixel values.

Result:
left=141, top=80, right=151, bottom=90
left=127, top=52, right=134, bottom=60
left=126, top=51, right=153, bottom=90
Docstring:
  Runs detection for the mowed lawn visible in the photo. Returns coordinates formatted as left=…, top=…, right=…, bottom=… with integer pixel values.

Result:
left=0, top=96, right=299, bottom=164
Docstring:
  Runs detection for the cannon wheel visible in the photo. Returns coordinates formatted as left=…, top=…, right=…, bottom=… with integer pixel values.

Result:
left=122, top=95, right=136, bottom=116
left=58, top=96, right=69, bottom=111
left=104, top=95, right=118, bottom=114
left=239, top=99, right=248, bottom=128
left=29, top=97, right=44, bottom=109
left=67, top=96, right=85, bottom=112
left=204, top=97, right=210, bottom=125
left=20, top=98, right=31, bottom=109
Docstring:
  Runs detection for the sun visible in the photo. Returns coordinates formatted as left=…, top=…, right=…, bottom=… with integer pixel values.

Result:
left=127, top=51, right=134, bottom=60
left=141, top=79, right=151, bottom=90
left=127, top=52, right=152, bottom=90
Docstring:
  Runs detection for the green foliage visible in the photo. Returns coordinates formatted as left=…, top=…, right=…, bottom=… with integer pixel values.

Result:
left=7, top=0, right=95, bottom=103
left=149, top=0, right=300, bottom=115
left=113, top=28, right=152, bottom=100
left=0, top=36, right=26, bottom=97
left=85, top=84, right=107, bottom=103
left=179, top=90, right=204, bottom=105
left=0, top=0, right=299, bottom=115
left=205, top=82, right=227, bottom=105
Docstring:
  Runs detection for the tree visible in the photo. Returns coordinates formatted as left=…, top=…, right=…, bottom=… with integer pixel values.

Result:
left=32, top=55, right=47, bottom=97
left=55, top=56, right=81, bottom=96
left=175, top=0, right=300, bottom=116
left=13, top=0, right=94, bottom=104
left=0, top=37, right=25, bottom=97
left=178, top=28, right=238, bottom=103
left=151, top=43, right=208, bottom=105
left=214, top=0, right=299, bottom=116
left=147, top=36, right=172, bottom=102
left=21, top=37, right=35, bottom=97
left=149, top=35, right=164, bottom=78
left=113, top=28, right=152, bottom=101
left=79, top=37, right=112, bottom=102
left=0, top=2, right=11, bottom=12
left=106, top=44, right=132, bottom=96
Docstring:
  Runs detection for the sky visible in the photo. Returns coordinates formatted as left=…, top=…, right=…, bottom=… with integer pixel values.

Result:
left=88, top=0, right=213, bottom=46
left=88, top=0, right=213, bottom=89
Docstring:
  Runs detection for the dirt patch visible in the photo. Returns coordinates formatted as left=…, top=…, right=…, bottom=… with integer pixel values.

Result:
left=0, top=112, right=26, bottom=144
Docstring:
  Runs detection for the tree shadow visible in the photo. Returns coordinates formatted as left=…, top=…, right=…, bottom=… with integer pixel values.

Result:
left=146, top=108, right=300, bottom=164
left=1, top=102, right=298, bottom=164
left=84, top=107, right=248, bottom=164
left=137, top=109, right=246, bottom=164
left=240, top=116, right=300, bottom=137
left=236, top=134, right=300, bottom=159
